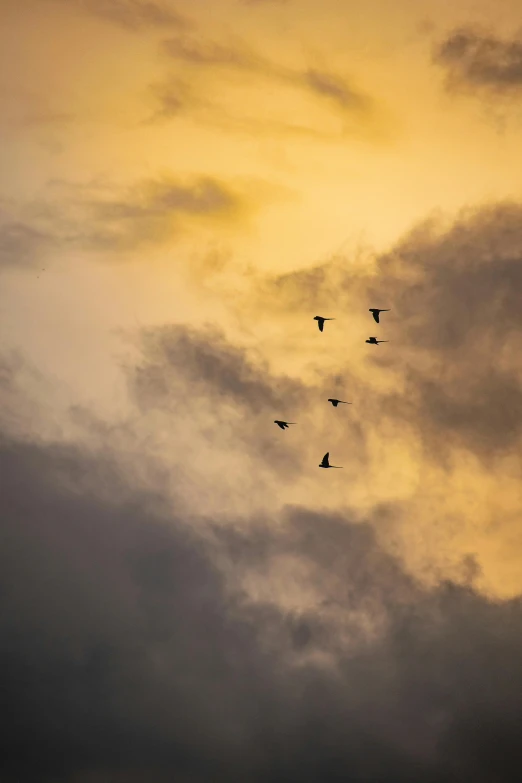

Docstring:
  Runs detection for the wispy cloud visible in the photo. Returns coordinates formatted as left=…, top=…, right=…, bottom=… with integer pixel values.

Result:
left=0, top=220, right=55, bottom=270
left=155, top=32, right=379, bottom=134
left=45, top=0, right=190, bottom=31
left=0, top=173, right=269, bottom=268
left=302, top=68, right=372, bottom=113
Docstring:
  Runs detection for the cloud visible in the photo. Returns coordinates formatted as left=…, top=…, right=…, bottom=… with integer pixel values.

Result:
left=162, top=35, right=261, bottom=69
left=434, top=26, right=522, bottom=94
left=0, top=219, right=55, bottom=270
left=149, top=77, right=197, bottom=119
left=131, top=323, right=307, bottom=413
left=156, top=33, right=378, bottom=132
left=245, top=201, right=522, bottom=463
left=48, top=0, right=190, bottom=31
left=3, top=354, right=522, bottom=781
left=127, top=323, right=313, bottom=482
left=0, top=173, right=263, bottom=268
left=302, top=69, right=372, bottom=113
left=370, top=202, right=522, bottom=458
left=150, top=80, right=343, bottom=140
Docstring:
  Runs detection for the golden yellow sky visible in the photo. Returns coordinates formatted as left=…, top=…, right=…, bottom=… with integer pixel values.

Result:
left=4, top=2, right=522, bottom=781
left=2, top=1, right=522, bottom=601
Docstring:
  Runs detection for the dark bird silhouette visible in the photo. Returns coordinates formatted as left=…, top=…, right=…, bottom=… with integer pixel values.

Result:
left=369, top=308, right=390, bottom=323
left=328, top=398, right=351, bottom=407
left=366, top=336, right=388, bottom=345
left=274, top=420, right=295, bottom=430
left=319, top=451, right=343, bottom=468
left=314, top=315, right=335, bottom=332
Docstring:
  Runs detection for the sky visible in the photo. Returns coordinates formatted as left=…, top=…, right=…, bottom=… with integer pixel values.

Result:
left=2, top=0, right=522, bottom=780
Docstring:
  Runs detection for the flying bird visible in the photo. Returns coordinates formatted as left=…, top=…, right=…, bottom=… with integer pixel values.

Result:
left=366, top=337, right=388, bottom=345
left=369, top=308, right=390, bottom=323
left=319, top=452, right=343, bottom=468
left=274, top=420, right=295, bottom=430
left=314, top=316, right=335, bottom=332
left=327, top=398, right=351, bottom=407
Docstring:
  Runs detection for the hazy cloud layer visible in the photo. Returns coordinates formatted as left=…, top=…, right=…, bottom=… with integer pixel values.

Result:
left=435, top=26, right=522, bottom=94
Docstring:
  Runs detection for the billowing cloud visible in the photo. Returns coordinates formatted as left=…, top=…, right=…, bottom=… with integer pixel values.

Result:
left=250, top=201, right=522, bottom=462
left=369, top=202, right=522, bottom=458
left=434, top=26, right=522, bottom=94
left=2, top=346, right=522, bottom=782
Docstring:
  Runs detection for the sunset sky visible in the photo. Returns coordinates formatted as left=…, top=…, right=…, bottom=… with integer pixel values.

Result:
left=2, top=0, right=522, bottom=780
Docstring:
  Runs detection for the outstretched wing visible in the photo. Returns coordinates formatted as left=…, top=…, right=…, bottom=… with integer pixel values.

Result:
left=320, top=452, right=330, bottom=467
left=318, top=319, right=324, bottom=332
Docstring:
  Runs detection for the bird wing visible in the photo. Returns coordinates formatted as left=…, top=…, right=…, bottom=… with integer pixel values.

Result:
left=373, top=311, right=379, bottom=323
left=318, top=320, right=324, bottom=331
left=321, top=452, right=329, bottom=466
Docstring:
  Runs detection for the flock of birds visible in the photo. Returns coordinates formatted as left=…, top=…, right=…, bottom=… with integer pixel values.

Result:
left=274, top=307, right=390, bottom=470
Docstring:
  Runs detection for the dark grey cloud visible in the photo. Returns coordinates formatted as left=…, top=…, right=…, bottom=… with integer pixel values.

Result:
left=4, top=201, right=522, bottom=780
left=2, top=387, right=522, bottom=782
left=434, top=26, right=522, bottom=94
left=370, top=202, right=522, bottom=458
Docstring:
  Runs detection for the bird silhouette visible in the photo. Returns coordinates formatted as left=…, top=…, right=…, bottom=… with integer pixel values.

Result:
left=274, top=420, right=295, bottom=430
left=369, top=308, right=390, bottom=323
left=319, top=452, right=343, bottom=468
left=327, top=398, right=351, bottom=407
left=314, top=316, right=335, bottom=332
left=366, top=337, right=388, bottom=345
